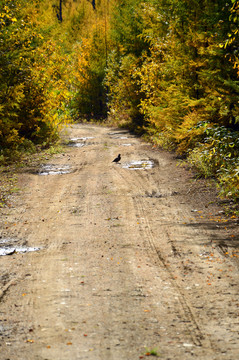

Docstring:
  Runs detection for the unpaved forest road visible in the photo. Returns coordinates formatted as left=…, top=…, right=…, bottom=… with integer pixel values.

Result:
left=0, top=124, right=239, bottom=360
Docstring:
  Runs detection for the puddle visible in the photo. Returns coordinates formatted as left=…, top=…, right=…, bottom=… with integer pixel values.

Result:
left=108, top=131, right=128, bottom=136
left=39, top=164, right=71, bottom=175
left=72, top=136, right=94, bottom=141
left=122, top=160, right=154, bottom=170
left=0, top=238, right=18, bottom=245
left=67, top=136, right=94, bottom=147
left=67, top=141, right=85, bottom=148
left=0, top=237, right=40, bottom=256
left=0, top=246, right=40, bottom=256
left=70, top=137, right=83, bottom=141
left=108, top=132, right=131, bottom=139
left=122, top=144, right=132, bottom=147
left=145, top=190, right=163, bottom=198
left=144, top=190, right=178, bottom=198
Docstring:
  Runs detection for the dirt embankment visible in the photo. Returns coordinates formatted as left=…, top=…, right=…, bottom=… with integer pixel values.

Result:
left=0, top=124, right=238, bottom=360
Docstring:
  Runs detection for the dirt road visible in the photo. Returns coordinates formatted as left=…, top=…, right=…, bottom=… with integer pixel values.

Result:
left=0, top=124, right=239, bottom=360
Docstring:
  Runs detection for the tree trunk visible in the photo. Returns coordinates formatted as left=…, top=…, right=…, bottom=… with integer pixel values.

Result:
left=57, top=0, right=63, bottom=22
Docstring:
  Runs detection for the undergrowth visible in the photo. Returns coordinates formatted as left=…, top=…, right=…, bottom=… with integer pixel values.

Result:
left=148, top=122, right=239, bottom=214
left=187, top=125, right=239, bottom=202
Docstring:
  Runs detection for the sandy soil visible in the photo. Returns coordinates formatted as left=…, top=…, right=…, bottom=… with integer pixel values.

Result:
left=0, top=123, right=239, bottom=360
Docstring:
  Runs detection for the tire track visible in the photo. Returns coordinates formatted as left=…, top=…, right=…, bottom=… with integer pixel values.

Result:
left=114, top=166, right=213, bottom=349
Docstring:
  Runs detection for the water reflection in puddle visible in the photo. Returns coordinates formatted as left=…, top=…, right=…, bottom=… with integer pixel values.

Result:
left=39, top=164, right=71, bottom=175
left=122, top=160, right=154, bottom=170
left=67, top=142, right=85, bottom=148
left=108, top=132, right=131, bottom=139
left=78, top=136, right=94, bottom=140
left=0, top=246, right=40, bottom=256
left=0, top=238, right=17, bottom=245
left=71, top=136, right=94, bottom=141
left=67, top=136, right=94, bottom=147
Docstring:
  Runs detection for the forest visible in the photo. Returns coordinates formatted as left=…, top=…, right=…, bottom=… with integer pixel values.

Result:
left=0, top=0, right=239, bottom=204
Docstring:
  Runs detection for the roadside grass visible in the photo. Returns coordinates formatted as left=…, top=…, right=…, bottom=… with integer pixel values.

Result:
left=0, top=171, right=18, bottom=208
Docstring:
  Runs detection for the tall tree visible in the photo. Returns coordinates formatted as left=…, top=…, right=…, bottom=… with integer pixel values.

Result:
left=57, top=0, right=63, bottom=22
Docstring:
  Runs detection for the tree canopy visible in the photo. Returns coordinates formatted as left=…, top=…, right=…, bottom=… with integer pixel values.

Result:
left=0, top=0, right=238, bottom=202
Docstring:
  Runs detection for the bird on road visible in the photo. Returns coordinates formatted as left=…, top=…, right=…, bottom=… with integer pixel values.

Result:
left=112, top=154, right=121, bottom=163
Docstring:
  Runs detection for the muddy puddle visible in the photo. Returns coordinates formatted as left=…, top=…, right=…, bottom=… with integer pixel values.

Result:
left=39, top=164, right=71, bottom=175
left=67, top=141, right=85, bottom=148
left=76, top=136, right=94, bottom=141
left=122, top=160, right=155, bottom=170
left=67, top=137, right=95, bottom=147
left=0, top=238, right=40, bottom=256
left=0, top=247, right=40, bottom=256
left=108, top=131, right=130, bottom=139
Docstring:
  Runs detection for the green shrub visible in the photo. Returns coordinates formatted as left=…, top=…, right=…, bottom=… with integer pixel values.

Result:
left=188, top=125, right=239, bottom=201
left=218, top=164, right=239, bottom=200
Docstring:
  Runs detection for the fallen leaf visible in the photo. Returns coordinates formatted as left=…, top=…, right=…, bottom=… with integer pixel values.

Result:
left=66, top=342, right=72, bottom=345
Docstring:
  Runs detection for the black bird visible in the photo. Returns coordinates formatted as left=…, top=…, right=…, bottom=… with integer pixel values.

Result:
left=112, top=154, right=121, bottom=163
